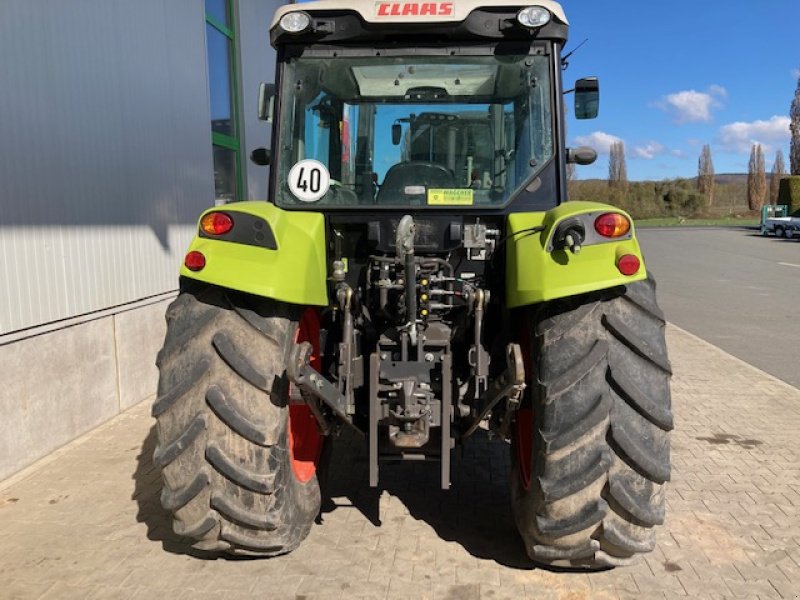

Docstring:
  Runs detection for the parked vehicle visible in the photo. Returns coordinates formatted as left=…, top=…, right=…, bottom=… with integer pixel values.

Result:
left=761, top=204, right=800, bottom=238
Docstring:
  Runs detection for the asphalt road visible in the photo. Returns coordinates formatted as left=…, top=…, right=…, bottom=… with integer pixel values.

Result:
left=638, top=227, right=800, bottom=389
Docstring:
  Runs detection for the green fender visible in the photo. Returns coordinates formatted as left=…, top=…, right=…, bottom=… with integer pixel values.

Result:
left=505, top=201, right=647, bottom=308
left=180, top=202, right=328, bottom=306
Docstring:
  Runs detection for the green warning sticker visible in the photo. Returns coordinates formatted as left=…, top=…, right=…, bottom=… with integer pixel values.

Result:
left=427, top=189, right=474, bottom=206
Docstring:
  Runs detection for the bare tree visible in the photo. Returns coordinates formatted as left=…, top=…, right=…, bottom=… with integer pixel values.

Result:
left=770, top=149, right=787, bottom=204
left=566, top=162, right=576, bottom=180
left=747, top=144, right=767, bottom=210
left=792, top=75, right=800, bottom=175
left=564, top=98, right=576, bottom=184
left=697, top=144, right=715, bottom=206
left=608, top=141, right=628, bottom=188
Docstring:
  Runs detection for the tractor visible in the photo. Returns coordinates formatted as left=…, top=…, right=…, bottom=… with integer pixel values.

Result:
left=153, top=0, right=672, bottom=569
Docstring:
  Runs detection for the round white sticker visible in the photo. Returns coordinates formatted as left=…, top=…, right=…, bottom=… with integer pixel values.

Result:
left=288, top=160, right=330, bottom=203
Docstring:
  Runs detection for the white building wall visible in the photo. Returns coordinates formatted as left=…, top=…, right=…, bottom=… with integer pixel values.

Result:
left=0, top=0, right=214, bottom=335
left=0, top=0, right=287, bottom=482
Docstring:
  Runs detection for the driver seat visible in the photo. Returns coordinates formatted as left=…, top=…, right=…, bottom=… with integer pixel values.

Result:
left=376, top=162, right=455, bottom=204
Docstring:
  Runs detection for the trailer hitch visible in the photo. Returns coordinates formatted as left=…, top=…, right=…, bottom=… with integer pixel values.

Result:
left=287, top=341, right=363, bottom=435
left=461, top=343, right=526, bottom=439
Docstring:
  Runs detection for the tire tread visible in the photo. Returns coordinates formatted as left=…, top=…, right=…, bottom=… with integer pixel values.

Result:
left=512, top=275, right=672, bottom=569
left=152, top=288, right=320, bottom=557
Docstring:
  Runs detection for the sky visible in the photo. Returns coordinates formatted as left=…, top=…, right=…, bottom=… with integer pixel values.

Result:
left=562, top=0, right=799, bottom=181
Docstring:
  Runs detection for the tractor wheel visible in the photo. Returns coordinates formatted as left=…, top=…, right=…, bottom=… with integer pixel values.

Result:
left=511, top=275, right=673, bottom=569
left=776, top=225, right=786, bottom=238
left=152, top=283, right=324, bottom=556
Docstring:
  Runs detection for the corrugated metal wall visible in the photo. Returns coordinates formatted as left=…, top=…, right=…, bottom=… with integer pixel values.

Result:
left=0, top=0, right=216, bottom=334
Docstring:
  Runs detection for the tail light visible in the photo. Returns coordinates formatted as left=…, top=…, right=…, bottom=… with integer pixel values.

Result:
left=200, top=212, right=234, bottom=236
left=184, top=251, right=206, bottom=272
left=595, top=213, right=631, bottom=238
left=617, top=254, right=640, bottom=276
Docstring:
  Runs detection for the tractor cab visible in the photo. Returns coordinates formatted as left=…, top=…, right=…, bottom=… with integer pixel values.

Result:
left=259, top=0, right=597, bottom=213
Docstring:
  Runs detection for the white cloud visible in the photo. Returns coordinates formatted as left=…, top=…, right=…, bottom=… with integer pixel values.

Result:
left=671, top=149, right=686, bottom=158
left=708, top=84, right=728, bottom=99
left=573, top=131, right=624, bottom=155
left=633, top=141, right=665, bottom=160
left=793, top=68, right=800, bottom=80
left=658, top=85, right=727, bottom=124
left=719, top=116, right=791, bottom=154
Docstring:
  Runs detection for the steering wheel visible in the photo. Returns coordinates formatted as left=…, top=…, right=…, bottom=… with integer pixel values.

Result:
left=328, top=179, right=358, bottom=204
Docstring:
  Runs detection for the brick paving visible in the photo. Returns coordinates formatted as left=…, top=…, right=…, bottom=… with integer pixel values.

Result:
left=1, top=325, right=799, bottom=599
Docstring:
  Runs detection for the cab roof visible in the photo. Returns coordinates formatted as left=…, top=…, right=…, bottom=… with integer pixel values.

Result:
left=271, top=0, right=568, bottom=29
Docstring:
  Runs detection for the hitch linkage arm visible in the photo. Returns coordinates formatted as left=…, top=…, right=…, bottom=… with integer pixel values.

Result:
left=461, top=343, right=526, bottom=439
left=287, top=342, right=363, bottom=435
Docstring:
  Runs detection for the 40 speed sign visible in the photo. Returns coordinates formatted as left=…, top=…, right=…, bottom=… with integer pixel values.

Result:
left=288, top=159, right=330, bottom=203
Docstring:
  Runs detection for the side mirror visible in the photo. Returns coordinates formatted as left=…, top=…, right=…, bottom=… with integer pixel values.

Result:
left=258, top=82, right=276, bottom=122
left=391, top=123, right=402, bottom=145
left=574, top=77, right=599, bottom=120
left=567, top=146, right=598, bottom=166
left=250, top=147, right=271, bottom=166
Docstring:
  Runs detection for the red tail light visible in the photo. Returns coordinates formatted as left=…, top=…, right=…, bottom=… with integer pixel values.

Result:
left=617, top=254, right=640, bottom=276
left=200, top=212, right=234, bottom=236
left=595, top=213, right=631, bottom=238
left=184, top=251, right=206, bottom=271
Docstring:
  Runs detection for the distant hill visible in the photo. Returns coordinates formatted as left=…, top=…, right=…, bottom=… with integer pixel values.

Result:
left=569, top=173, right=754, bottom=219
left=713, top=173, right=748, bottom=185
left=575, top=174, right=748, bottom=185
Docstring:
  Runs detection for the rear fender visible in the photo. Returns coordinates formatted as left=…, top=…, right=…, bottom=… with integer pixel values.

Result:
left=506, top=201, right=646, bottom=308
left=180, top=202, right=328, bottom=306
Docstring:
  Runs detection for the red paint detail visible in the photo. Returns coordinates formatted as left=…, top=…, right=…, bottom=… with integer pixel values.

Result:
left=439, top=2, right=453, bottom=15
left=184, top=251, right=206, bottom=271
left=341, top=107, right=351, bottom=169
left=617, top=254, right=641, bottom=276
left=515, top=408, right=533, bottom=490
left=594, top=212, right=631, bottom=238
left=288, top=308, right=325, bottom=483
left=402, top=2, right=418, bottom=15
left=514, top=311, right=533, bottom=490
left=201, top=212, right=234, bottom=236
left=377, top=3, right=390, bottom=16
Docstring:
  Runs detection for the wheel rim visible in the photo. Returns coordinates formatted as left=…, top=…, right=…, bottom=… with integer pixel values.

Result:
left=288, top=308, right=325, bottom=484
left=514, top=408, right=533, bottom=490
left=514, top=312, right=534, bottom=490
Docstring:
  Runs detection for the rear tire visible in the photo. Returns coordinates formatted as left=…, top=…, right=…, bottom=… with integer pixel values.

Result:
left=776, top=226, right=786, bottom=238
left=152, top=284, right=322, bottom=556
left=511, top=275, right=672, bottom=569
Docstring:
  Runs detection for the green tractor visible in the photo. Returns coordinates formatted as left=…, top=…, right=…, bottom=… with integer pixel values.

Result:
left=153, top=0, right=672, bottom=569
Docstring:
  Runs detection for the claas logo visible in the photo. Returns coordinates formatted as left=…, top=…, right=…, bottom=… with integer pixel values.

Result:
left=375, top=2, right=455, bottom=17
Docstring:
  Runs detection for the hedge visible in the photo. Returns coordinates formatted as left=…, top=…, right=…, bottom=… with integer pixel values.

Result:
left=778, top=176, right=800, bottom=216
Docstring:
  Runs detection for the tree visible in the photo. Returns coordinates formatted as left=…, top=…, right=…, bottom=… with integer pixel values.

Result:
left=791, top=75, right=800, bottom=175
left=747, top=144, right=767, bottom=210
left=770, top=149, right=786, bottom=204
left=608, top=141, right=628, bottom=189
left=697, top=145, right=715, bottom=207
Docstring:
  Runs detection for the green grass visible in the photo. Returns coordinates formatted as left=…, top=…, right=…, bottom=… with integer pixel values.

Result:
left=635, top=216, right=760, bottom=228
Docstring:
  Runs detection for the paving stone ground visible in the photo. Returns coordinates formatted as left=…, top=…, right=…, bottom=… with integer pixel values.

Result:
left=1, top=325, right=800, bottom=600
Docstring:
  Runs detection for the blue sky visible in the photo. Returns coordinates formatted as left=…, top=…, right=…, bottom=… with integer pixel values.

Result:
left=563, top=1, right=799, bottom=181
